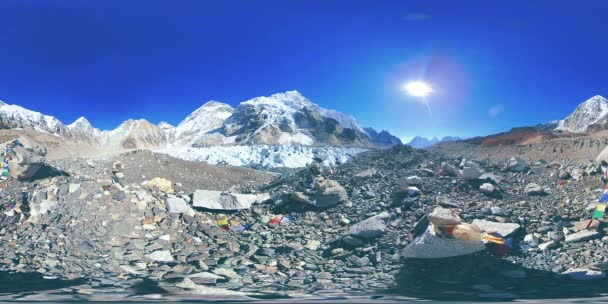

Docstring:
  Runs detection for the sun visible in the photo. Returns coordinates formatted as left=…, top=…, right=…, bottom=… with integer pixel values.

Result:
left=403, top=81, right=433, bottom=97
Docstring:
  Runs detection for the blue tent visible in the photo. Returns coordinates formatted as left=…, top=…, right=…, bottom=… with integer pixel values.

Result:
left=599, top=194, right=608, bottom=203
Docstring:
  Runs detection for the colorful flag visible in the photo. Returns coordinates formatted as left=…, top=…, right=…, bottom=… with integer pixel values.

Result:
left=593, top=204, right=605, bottom=219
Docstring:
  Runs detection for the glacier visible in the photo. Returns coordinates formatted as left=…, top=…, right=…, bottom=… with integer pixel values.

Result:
left=157, top=145, right=367, bottom=169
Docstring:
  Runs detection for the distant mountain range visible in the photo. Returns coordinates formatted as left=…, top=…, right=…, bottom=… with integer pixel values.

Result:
left=406, top=136, right=462, bottom=149
left=434, top=94, right=608, bottom=148
left=0, top=91, right=402, bottom=150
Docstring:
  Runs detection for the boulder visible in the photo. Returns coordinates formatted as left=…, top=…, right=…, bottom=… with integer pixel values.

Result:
left=440, top=162, right=461, bottom=177
left=146, top=177, right=174, bottom=194
left=428, top=207, right=461, bottom=226
left=311, top=179, right=349, bottom=208
left=562, top=268, right=606, bottom=280
left=523, top=233, right=540, bottom=247
left=349, top=212, right=389, bottom=239
left=289, top=179, right=348, bottom=208
left=478, top=173, right=503, bottom=184
left=524, top=183, right=544, bottom=195
left=462, top=164, right=484, bottom=180
left=145, top=250, right=174, bottom=262
left=479, top=183, right=495, bottom=194
left=538, top=241, right=557, bottom=251
left=5, top=135, right=47, bottom=180
left=471, top=219, right=520, bottom=238
left=29, top=199, right=57, bottom=217
left=192, top=190, right=268, bottom=210
left=558, top=169, right=571, bottom=180
left=406, top=175, right=422, bottom=184
left=564, top=229, right=600, bottom=243
left=505, top=157, right=529, bottom=173
left=355, top=168, right=377, bottom=177
left=401, top=226, right=486, bottom=259
left=166, top=197, right=196, bottom=217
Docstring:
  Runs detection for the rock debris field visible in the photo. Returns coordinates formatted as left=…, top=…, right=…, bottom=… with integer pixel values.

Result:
left=2, top=139, right=608, bottom=299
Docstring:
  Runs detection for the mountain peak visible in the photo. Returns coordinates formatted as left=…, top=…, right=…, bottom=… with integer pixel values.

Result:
left=158, top=121, right=175, bottom=130
left=67, top=116, right=93, bottom=129
left=555, top=95, right=608, bottom=133
left=241, top=90, right=315, bottom=111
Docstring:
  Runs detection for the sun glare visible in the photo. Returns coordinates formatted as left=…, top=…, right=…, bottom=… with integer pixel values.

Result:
left=403, top=81, right=433, bottom=97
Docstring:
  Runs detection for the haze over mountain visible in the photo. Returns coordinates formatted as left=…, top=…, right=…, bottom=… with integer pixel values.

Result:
left=406, top=136, right=462, bottom=149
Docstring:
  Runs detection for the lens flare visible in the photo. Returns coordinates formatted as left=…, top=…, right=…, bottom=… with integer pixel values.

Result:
left=403, top=81, right=433, bottom=97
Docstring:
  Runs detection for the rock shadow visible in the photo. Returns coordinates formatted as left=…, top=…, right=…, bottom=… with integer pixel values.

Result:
left=0, top=271, right=85, bottom=294
left=394, top=253, right=608, bottom=301
left=27, top=164, right=70, bottom=181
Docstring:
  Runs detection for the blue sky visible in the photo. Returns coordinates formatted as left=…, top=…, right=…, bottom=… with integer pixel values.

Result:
left=1, top=0, right=607, bottom=142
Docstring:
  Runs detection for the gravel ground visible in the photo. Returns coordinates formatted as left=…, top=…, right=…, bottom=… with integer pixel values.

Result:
left=0, top=145, right=607, bottom=300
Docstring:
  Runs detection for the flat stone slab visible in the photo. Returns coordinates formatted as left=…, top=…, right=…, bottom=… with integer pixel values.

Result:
left=471, top=219, right=520, bottom=238
left=565, top=229, right=600, bottom=243
left=192, top=190, right=268, bottom=210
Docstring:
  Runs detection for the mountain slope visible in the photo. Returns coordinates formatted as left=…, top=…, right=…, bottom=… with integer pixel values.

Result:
left=64, top=117, right=102, bottom=141
left=0, top=91, right=403, bottom=152
left=106, top=119, right=167, bottom=149
left=220, top=91, right=373, bottom=146
left=0, top=100, right=65, bottom=134
left=555, top=95, right=608, bottom=133
left=172, top=101, right=234, bottom=146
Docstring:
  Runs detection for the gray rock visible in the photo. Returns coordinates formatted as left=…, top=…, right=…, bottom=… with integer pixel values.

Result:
left=564, top=230, right=600, bottom=243
left=349, top=212, right=389, bottom=239
left=145, top=250, right=174, bottom=262
left=538, top=241, right=557, bottom=251
left=471, top=219, right=520, bottom=237
left=524, top=183, right=544, bottom=195
left=68, top=183, right=80, bottom=194
left=479, top=183, right=495, bottom=194
left=30, top=199, right=58, bottom=217
left=192, top=190, right=268, bottom=210
left=562, top=268, right=606, bottom=280
left=478, top=173, right=503, bottom=184
left=6, top=135, right=47, bottom=180
left=189, top=272, right=223, bottom=285
left=402, top=226, right=486, bottom=259
left=505, top=157, right=529, bottom=173
left=462, top=163, right=484, bottom=180
left=166, top=197, right=195, bottom=217
left=441, top=162, right=461, bottom=177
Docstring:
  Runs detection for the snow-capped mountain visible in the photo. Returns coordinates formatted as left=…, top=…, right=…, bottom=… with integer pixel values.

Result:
left=219, top=91, right=379, bottom=146
left=171, top=101, right=234, bottom=146
left=0, top=91, right=405, bottom=167
left=0, top=100, right=64, bottom=134
left=157, top=121, right=174, bottom=130
left=555, top=95, right=608, bottom=133
left=65, top=117, right=102, bottom=140
left=407, top=136, right=461, bottom=149
left=363, top=128, right=402, bottom=147
left=0, top=90, right=402, bottom=152
left=107, top=119, right=167, bottom=149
